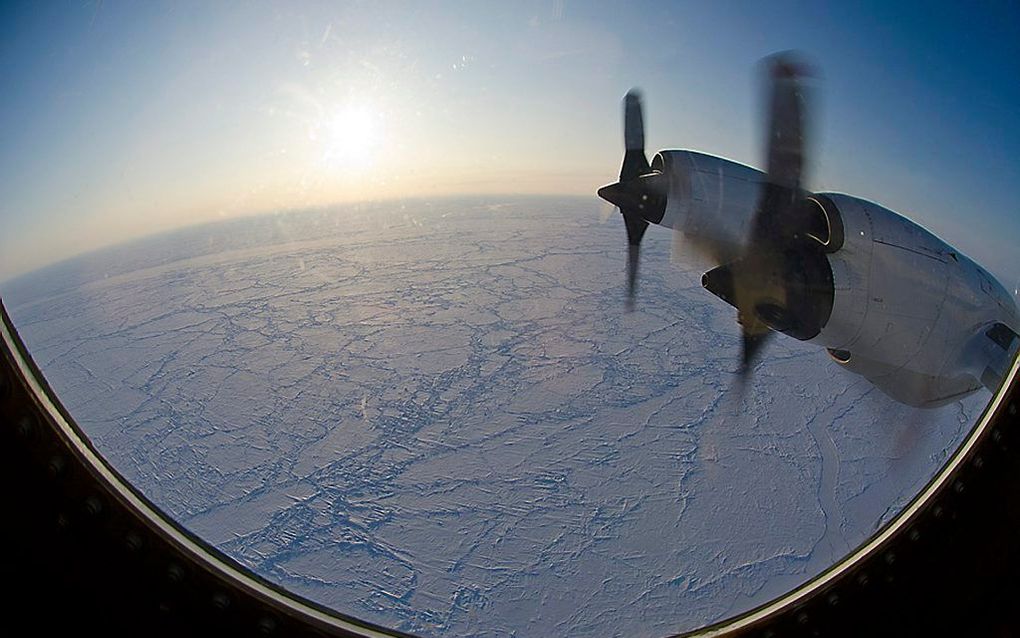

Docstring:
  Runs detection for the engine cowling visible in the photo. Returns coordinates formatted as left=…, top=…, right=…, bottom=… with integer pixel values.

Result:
left=654, top=150, right=762, bottom=257
left=808, top=194, right=1018, bottom=407
left=655, top=149, right=844, bottom=257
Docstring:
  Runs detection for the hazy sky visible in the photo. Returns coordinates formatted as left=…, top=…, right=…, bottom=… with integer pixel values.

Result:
left=1, top=1, right=1018, bottom=283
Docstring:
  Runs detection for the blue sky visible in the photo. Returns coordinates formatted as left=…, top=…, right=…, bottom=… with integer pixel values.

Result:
left=1, top=1, right=1018, bottom=283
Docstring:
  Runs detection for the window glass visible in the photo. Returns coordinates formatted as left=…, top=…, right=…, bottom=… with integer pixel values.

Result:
left=2, top=3, right=1017, bottom=636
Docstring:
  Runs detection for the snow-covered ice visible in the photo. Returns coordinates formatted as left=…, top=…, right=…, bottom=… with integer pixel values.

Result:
left=2, top=196, right=981, bottom=636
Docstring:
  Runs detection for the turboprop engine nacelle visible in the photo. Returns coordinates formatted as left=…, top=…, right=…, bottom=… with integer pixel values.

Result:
left=651, top=150, right=1019, bottom=407
left=806, top=194, right=1019, bottom=407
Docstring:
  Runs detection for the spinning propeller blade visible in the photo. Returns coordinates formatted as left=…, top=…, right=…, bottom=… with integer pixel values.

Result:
left=597, top=90, right=666, bottom=310
left=732, top=52, right=814, bottom=375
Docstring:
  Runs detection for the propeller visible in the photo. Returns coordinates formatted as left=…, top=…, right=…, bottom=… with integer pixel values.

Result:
left=728, top=52, right=817, bottom=376
left=597, top=90, right=667, bottom=311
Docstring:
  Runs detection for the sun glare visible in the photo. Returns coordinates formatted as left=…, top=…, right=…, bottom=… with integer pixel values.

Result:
left=319, top=106, right=383, bottom=170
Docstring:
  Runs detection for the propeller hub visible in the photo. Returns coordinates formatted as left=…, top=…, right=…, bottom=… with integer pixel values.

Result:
left=597, top=172, right=668, bottom=225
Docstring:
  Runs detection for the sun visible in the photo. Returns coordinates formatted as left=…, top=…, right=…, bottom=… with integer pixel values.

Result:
left=318, top=105, right=384, bottom=169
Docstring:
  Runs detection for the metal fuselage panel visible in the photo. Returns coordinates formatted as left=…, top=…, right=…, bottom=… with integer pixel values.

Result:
left=652, top=149, right=1020, bottom=407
